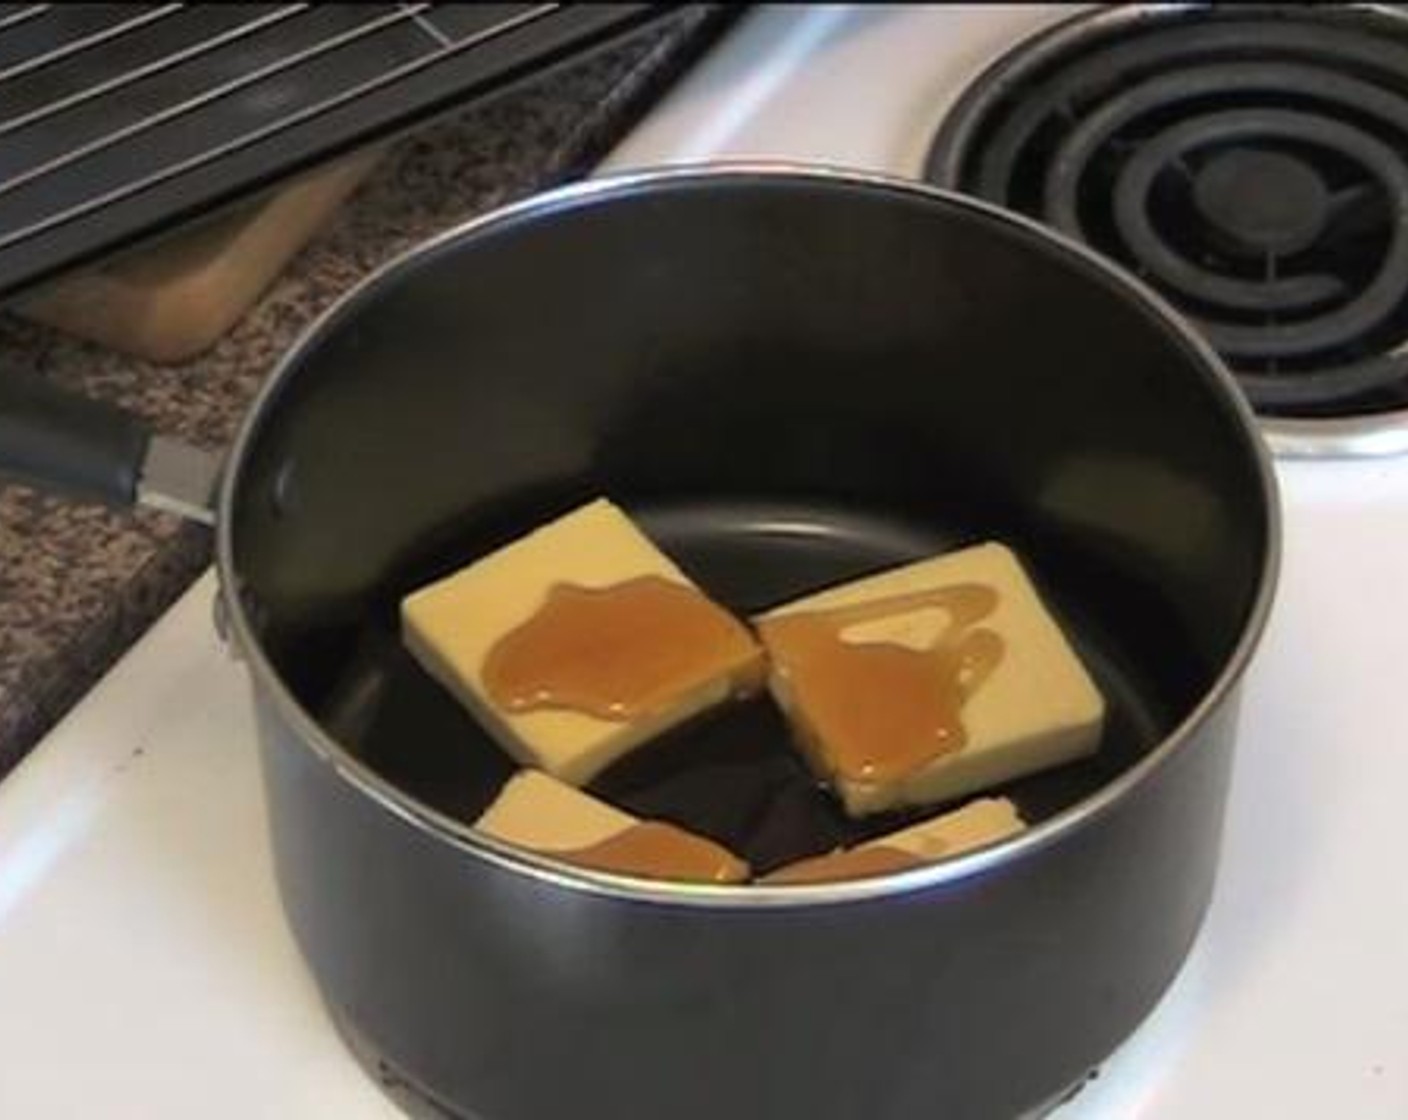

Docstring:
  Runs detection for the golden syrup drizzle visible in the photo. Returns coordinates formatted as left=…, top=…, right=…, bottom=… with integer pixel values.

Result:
left=484, top=576, right=759, bottom=721
left=759, top=584, right=1003, bottom=783
left=564, top=821, right=749, bottom=883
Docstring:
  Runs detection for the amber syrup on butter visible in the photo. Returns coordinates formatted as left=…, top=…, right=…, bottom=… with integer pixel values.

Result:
left=314, top=500, right=1169, bottom=874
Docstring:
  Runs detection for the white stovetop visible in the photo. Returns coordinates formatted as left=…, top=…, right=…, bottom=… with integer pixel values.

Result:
left=2, top=6, right=1406, bottom=1118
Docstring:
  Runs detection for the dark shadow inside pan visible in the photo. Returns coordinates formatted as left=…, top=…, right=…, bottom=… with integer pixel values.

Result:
left=319, top=496, right=1168, bottom=875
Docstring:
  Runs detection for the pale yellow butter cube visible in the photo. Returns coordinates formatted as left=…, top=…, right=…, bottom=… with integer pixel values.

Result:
left=875, top=796, right=1025, bottom=858
left=402, top=499, right=763, bottom=786
left=757, top=542, right=1104, bottom=816
left=476, top=770, right=639, bottom=853
left=477, top=771, right=750, bottom=884
left=763, top=797, right=1025, bottom=883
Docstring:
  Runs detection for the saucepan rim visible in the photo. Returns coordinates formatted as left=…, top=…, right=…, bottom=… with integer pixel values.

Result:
left=215, top=161, right=1282, bottom=909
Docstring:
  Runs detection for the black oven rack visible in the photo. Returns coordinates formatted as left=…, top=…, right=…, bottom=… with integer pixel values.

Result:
left=0, top=3, right=681, bottom=301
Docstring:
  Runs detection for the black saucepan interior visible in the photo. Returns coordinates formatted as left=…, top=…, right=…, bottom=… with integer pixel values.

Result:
left=227, top=173, right=1270, bottom=871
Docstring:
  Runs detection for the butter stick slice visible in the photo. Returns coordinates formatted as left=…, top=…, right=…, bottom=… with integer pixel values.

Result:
left=402, top=498, right=764, bottom=786
left=763, top=797, right=1023, bottom=884
left=477, top=771, right=749, bottom=883
left=757, top=542, right=1104, bottom=817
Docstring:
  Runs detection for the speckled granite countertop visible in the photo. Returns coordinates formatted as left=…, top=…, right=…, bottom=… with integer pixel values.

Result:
left=0, top=9, right=726, bottom=774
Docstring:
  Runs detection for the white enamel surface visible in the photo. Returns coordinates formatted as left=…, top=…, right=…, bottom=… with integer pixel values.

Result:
left=1, top=6, right=1405, bottom=1117
left=603, top=5, right=1087, bottom=177
left=0, top=574, right=399, bottom=1119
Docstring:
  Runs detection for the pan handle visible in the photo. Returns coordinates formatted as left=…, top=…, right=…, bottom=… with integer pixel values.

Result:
left=0, top=373, right=219, bottom=525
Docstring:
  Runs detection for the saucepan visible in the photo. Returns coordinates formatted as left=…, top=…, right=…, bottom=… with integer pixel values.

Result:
left=0, top=166, right=1278, bottom=1119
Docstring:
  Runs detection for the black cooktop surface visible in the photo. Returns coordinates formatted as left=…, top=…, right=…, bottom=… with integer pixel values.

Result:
left=927, top=4, right=1408, bottom=419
